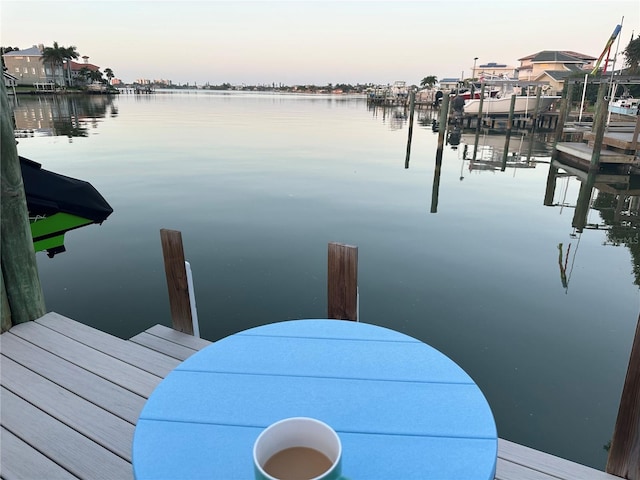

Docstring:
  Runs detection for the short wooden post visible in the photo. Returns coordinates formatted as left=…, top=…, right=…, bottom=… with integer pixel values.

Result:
left=0, top=80, right=46, bottom=327
left=327, top=242, right=358, bottom=321
left=607, top=313, right=640, bottom=479
left=160, top=229, right=193, bottom=334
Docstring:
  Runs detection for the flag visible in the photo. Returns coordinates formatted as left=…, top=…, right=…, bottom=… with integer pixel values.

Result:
left=591, top=24, right=622, bottom=74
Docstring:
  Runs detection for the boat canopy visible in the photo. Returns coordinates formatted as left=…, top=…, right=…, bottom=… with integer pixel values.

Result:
left=20, top=156, right=113, bottom=223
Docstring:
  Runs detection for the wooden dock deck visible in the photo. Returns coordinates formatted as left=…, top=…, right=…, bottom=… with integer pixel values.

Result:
left=0, top=312, right=623, bottom=480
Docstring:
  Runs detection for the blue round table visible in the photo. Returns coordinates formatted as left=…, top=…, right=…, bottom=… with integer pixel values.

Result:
left=133, top=320, right=497, bottom=479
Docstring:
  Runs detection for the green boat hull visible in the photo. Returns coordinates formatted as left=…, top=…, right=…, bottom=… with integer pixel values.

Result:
left=30, top=212, right=94, bottom=257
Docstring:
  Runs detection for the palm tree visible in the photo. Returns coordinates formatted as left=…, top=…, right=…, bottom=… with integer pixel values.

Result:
left=62, top=45, right=79, bottom=86
left=41, top=41, right=65, bottom=86
left=420, top=76, right=438, bottom=89
left=88, top=70, right=104, bottom=83
left=104, top=68, right=114, bottom=85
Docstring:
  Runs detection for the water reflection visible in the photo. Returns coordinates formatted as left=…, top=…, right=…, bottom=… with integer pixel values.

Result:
left=545, top=160, right=640, bottom=287
left=11, top=94, right=115, bottom=139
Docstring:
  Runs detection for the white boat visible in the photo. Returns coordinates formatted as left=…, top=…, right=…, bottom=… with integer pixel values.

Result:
left=463, top=76, right=560, bottom=115
left=608, top=96, right=639, bottom=116
left=464, top=94, right=560, bottom=115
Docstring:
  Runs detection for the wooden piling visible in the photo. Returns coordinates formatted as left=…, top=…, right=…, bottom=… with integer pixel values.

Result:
left=543, top=164, right=559, bottom=207
left=473, top=84, right=486, bottom=160
left=502, top=94, right=518, bottom=169
left=160, top=229, right=194, bottom=334
left=553, top=81, right=574, bottom=149
left=589, top=82, right=610, bottom=170
left=631, top=115, right=640, bottom=153
left=437, top=93, right=450, bottom=151
left=0, top=81, right=46, bottom=329
left=405, top=89, right=416, bottom=169
left=327, top=242, right=358, bottom=321
left=607, top=312, right=640, bottom=480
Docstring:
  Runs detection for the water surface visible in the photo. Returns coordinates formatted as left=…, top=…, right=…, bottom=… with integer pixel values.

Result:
left=11, top=91, right=640, bottom=470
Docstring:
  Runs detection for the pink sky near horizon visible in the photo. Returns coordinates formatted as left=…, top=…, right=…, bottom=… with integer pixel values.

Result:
left=2, top=1, right=638, bottom=85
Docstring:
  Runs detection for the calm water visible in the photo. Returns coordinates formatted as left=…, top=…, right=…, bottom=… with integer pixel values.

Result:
left=11, top=91, right=640, bottom=470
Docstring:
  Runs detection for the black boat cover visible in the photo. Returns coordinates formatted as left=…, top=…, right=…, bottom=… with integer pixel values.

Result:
left=19, top=156, right=113, bottom=222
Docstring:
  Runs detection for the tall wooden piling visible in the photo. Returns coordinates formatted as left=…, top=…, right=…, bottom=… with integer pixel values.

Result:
left=553, top=81, right=575, bottom=150
left=589, top=82, right=610, bottom=170
left=437, top=93, right=450, bottom=151
left=327, top=242, right=358, bottom=321
left=607, top=313, right=640, bottom=480
left=160, top=228, right=194, bottom=334
left=473, top=84, right=486, bottom=160
left=0, top=81, right=46, bottom=329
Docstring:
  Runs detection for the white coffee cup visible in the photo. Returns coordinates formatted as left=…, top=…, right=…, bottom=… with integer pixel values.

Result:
left=253, top=417, right=345, bottom=480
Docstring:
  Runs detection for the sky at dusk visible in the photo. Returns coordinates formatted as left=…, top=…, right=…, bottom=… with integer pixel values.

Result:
left=2, top=0, right=638, bottom=86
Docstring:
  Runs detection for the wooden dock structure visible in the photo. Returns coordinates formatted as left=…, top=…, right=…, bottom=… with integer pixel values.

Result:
left=0, top=312, right=624, bottom=480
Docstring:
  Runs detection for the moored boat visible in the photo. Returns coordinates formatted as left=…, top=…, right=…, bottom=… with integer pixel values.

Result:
left=608, top=96, right=639, bottom=116
left=462, top=76, right=560, bottom=115
left=20, top=156, right=113, bottom=257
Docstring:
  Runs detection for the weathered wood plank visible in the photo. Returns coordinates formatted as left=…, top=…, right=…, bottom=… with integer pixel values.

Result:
left=8, top=321, right=161, bottom=397
left=556, top=142, right=635, bottom=164
left=129, top=331, right=205, bottom=360
left=499, top=439, right=620, bottom=479
left=327, top=242, right=358, bottom=321
left=1, top=427, right=77, bottom=480
left=35, top=312, right=181, bottom=376
left=1, top=355, right=134, bottom=461
left=0, top=332, right=145, bottom=424
left=1, top=387, right=132, bottom=480
left=160, top=228, right=193, bottom=334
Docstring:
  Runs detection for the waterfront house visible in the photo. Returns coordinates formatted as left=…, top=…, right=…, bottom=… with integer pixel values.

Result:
left=2, top=45, right=101, bottom=88
left=516, top=50, right=596, bottom=93
left=2, top=45, right=55, bottom=86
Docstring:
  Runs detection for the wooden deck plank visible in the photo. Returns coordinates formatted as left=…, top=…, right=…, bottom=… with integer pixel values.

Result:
left=35, top=312, right=181, bottom=377
left=583, top=130, right=640, bottom=151
left=1, top=355, right=134, bottom=461
left=1, top=427, right=77, bottom=480
left=0, top=315, right=624, bottom=480
left=128, top=330, right=207, bottom=360
left=556, top=142, right=636, bottom=164
left=129, top=325, right=211, bottom=351
left=1, top=387, right=132, bottom=480
left=141, top=323, right=212, bottom=350
left=8, top=320, right=162, bottom=397
left=496, top=457, right=561, bottom=480
left=0, top=332, right=146, bottom=424
left=498, top=439, right=620, bottom=480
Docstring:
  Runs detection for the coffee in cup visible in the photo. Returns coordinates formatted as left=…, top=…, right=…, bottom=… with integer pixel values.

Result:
left=253, top=417, right=344, bottom=480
